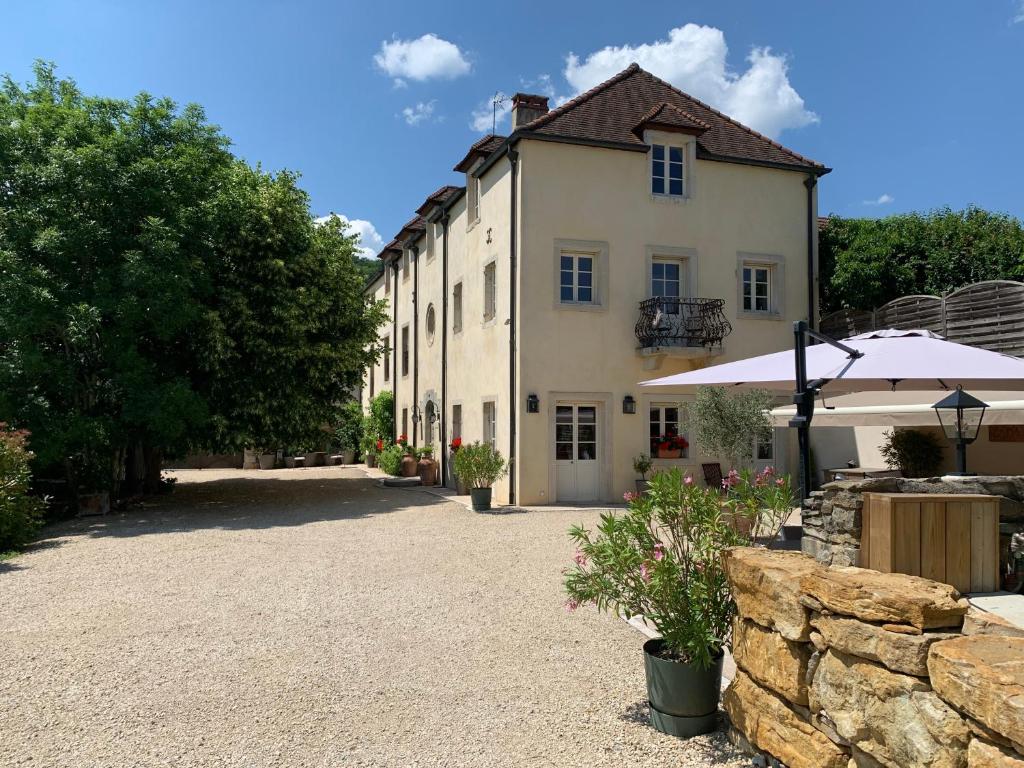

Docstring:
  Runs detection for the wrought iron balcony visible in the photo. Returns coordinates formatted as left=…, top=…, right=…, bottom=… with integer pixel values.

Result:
left=635, top=297, right=732, bottom=349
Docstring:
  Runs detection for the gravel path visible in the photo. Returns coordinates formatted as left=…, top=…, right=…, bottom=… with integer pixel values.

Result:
left=0, top=467, right=747, bottom=767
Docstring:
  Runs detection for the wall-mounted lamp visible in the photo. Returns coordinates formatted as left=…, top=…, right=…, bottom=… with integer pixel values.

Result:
left=526, top=393, right=540, bottom=413
left=623, top=395, right=637, bottom=415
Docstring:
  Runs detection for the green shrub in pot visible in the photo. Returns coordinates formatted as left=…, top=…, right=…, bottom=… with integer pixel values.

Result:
left=452, top=442, right=507, bottom=511
left=377, top=444, right=404, bottom=477
left=563, top=468, right=790, bottom=737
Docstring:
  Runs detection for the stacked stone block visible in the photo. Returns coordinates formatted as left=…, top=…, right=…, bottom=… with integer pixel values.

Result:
left=722, top=547, right=1024, bottom=768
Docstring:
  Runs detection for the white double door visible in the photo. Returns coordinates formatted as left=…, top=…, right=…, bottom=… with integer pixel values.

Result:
left=555, top=403, right=600, bottom=502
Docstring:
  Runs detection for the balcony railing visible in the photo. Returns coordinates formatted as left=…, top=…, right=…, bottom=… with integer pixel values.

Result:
left=635, top=297, right=732, bottom=349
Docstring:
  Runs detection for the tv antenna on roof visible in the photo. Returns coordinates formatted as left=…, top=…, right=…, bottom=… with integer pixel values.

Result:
left=491, top=91, right=509, bottom=135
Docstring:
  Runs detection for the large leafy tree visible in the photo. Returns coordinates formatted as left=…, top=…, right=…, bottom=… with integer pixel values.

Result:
left=819, top=207, right=1024, bottom=314
left=0, top=62, right=385, bottom=494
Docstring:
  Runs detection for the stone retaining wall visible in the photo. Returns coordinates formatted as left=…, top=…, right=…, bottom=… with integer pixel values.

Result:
left=722, top=547, right=1024, bottom=768
left=801, top=475, right=1024, bottom=568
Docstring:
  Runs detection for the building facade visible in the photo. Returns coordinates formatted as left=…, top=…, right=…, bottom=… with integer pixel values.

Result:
left=363, top=64, right=829, bottom=505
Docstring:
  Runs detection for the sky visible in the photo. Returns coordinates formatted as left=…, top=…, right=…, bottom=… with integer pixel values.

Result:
left=5, top=1, right=1024, bottom=258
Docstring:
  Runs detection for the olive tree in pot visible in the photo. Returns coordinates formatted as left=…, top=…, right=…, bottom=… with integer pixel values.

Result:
left=633, top=453, right=653, bottom=494
left=452, top=441, right=507, bottom=511
left=564, top=469, right=763, bottom=738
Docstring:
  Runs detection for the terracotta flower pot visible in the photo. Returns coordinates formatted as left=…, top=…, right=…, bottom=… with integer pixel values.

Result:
left=657, top=448, right=682, bottom=459
left=400, top=455, right=418, bottom=478
left=417, top=458, right=437, bottom=486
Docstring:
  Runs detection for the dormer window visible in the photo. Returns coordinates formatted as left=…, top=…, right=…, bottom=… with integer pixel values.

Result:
left=652, top=144, right=684, bottom=197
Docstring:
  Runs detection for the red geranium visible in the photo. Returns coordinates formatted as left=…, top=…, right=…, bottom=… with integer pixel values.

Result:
left=450, top=437, right=462, bottom=451
left=375, top=439, right=383, bottom=452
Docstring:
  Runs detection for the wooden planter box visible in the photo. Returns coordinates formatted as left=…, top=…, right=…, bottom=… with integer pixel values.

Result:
left=861, top=492, right=1000, bottom=593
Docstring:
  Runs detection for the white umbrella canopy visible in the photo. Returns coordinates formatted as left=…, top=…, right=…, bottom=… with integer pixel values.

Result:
left=769, top=390, right=1024, bottom=427
left=641, top=329, right=1024, bottom=393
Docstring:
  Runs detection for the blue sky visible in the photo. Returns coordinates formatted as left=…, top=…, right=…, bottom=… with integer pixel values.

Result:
left=5, top=1, right=1024, bottom=257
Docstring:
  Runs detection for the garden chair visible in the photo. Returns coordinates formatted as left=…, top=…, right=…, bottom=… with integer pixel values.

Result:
left=701, top=462, right=723, bottom=489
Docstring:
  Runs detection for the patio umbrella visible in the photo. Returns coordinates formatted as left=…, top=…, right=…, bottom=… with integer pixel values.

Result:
left=640, top=325, right=1024, bottom=499
left=642, top=329, right=1024, bottom=393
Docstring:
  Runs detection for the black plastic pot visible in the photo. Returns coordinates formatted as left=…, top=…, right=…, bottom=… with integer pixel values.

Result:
left=469, top=487, right=492, bottom=511
left=642, top=638, right=723, bottom=738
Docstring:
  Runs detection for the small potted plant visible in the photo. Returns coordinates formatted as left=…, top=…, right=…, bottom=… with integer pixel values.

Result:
left=633, top=453, right=653, bottom=495
left=449, top=438, right=468, bottom=494
left=416, top=444, right=437, bottom=486
left=360, top=436, right=380, bottom=468
left=452, top=441, right=507, bottom=511
left=257, top=448, right=276, bottom=470
left=398, top=435, right=418, bottom=478
left=655, top=434, right=688, bottom=459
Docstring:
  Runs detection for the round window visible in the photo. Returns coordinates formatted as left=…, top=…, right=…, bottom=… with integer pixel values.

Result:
left=426, top=304, right=436, bottom=345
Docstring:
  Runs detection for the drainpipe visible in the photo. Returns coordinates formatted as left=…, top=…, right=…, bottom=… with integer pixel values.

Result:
left=507, top=146, right=519, bottom=506
left=411, top=244, right=420, bottom=447
left=440, top=212, right=450, bottom=485
left=391, top=259, right=399, bottom=443
left=804, top=174, right=818, bottom=330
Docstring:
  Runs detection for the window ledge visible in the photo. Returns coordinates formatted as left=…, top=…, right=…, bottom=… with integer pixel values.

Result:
left=650, top=194, right=690, bottom=205
left=481, top=317, right=498, bottom=329
left=738, top=310, right=784, bottom=321
left=554, top=301, right=607, bottom=313
left=466, top=218, right=481, bottom=233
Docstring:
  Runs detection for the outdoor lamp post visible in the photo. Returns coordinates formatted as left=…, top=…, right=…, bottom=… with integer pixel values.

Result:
left=932, top=386, right=988, bottom=476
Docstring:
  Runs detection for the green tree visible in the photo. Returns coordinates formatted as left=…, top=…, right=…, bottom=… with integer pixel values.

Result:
left=692, top=387, right=773, bottom=471
left=0, top=62, right=387, bottom=495
left=0, top=62, right=231, bottom=492
left=819, top=207, right=1024, bottom=314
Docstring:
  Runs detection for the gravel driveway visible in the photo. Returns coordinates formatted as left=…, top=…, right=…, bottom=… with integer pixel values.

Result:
left=0, top=467, right=746, bottom=767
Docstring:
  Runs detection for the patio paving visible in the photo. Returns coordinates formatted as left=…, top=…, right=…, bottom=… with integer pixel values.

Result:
left=0, top=466, right=746, bottom=767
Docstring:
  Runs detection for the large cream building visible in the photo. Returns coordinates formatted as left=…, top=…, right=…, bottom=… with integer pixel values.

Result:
left=362, top=64, right=829, bottom=505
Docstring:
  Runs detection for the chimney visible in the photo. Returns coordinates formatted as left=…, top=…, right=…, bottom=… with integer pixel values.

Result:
left=511, top=93, right=549, bottom=129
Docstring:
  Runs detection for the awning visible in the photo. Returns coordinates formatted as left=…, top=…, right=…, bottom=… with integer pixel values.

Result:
left=770, top=390, right=1024, bottom=427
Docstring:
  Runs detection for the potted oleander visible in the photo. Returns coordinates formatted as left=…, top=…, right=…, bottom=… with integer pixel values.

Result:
left=397, top=434, right=418, bottom=478
left=452, top=441, right=507, bottom=511
left=633, top=453, right=653, bottom=495
left=564, top=469, right=751, bottom=738
left=449, top=438, right=468, bottom=493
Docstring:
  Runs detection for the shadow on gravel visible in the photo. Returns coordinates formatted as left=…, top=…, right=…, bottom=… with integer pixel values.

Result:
left=35, top=472, right=452, bottom=543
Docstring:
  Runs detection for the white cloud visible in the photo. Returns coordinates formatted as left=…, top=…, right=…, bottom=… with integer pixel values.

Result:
left=470, top=94, right=511, bottom=132
left=315, top=214, right=385, bottom=258
left=374, top=34, right=470, bottom=83
left=863, top=193, right=895, bottom=206
left=468, top=76, right=567, bottom=133
left=1014, top=0, right=1024, bottom=23
left=563, top=24, right=818, bottom=138
left=402, top=100, right=437, bottom=126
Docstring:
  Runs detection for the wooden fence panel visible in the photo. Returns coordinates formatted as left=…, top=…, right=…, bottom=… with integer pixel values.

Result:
left=944, top=280, right=1024, bottom=357
left=874, top=295, right=944, bottom=335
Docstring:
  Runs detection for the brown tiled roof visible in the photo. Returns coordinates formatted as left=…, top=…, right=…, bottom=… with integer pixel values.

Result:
left=519, top=64, right=825, bottom=172
left=453, top=134, right=506, bottom=172
left=415, top=184, right=462, bottom=215
left=632, top=101, right=710, bottom=137
left=376, top=238, right=402, bottom=260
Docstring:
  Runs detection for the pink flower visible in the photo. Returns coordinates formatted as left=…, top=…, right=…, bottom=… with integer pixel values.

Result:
left=564, top=599, right=579, bottom=612
left=573, top=549, right=587, bottom=567
left=640, top=562, right=651, bottom=583
left=653, top=543, right=665, bottom=562
left=776, top=477, right=785, bottom=487
left=623, top=491, right=637, bottom=503
left=684, top=475, right=694, bottom=486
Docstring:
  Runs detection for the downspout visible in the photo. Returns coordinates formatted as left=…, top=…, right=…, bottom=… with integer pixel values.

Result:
left=804, top=174, right=818, bottom=330
left=507, top=146, right=520, bottom=506
left=440, top=212, right=450, bottom=485
left=391, top=259, right=399, bottom=444
left=411, top=245, right=420, bottom=447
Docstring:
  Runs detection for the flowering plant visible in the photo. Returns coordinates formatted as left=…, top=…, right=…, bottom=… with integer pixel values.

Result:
left=656, top=435, right=689, bottom=452
left=722, top=467, right=793, bottom=544
left=0, top=423, right=45, bottom=552
left=449, top=437, right=462, bottom=452
left=564, top=468, right=748, bottom=668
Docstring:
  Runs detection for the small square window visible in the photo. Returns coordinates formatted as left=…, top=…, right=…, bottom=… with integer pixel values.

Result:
left=651, top=143, right=685, bottom=198
left=559, top=251, right=597, bottom=305
left=742, top=265, right=773, bottom=313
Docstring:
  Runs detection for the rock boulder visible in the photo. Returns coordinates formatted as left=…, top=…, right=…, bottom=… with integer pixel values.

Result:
left=810, top=613, right=959, bottom=677
left=929, top=635, right=1024, bottom=747
left=800, top=566, right=968, bottom=631
left=968, top=738, right=1024, bottom=767
left=722, top=669, right=848, bottom=768
left=723, top=547, right=823, bottom=641
left=810, top=649, right=970, bottom=768
left=732, top=617, right=812, bottom=705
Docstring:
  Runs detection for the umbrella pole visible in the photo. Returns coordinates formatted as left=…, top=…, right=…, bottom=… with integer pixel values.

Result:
left=791, top=321, right=814, bottom=503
